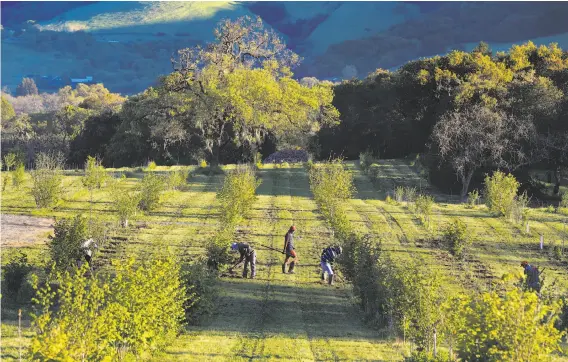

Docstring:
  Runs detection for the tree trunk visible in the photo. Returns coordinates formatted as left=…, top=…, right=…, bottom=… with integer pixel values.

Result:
left=554, top=166, right=561, bottom=195
left=433, top=328, right=437, bottom=357
left=460, top=170, right=474, bottom=201
left=210, top=143, right=220, bottom=166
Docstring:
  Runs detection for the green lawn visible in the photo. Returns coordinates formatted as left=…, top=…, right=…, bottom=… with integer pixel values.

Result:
left=1, top=162, right=567, bottom=361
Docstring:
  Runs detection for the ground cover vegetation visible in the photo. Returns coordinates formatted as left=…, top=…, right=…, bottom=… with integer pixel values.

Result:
left=2, top=15, right=568, bottom=362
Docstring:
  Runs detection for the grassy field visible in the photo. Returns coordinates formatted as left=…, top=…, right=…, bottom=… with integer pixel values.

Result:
left=1, top=161, right=567, bottom=360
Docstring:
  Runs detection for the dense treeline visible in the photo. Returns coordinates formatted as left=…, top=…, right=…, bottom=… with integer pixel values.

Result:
left=318, top=41, right=568, bottom=198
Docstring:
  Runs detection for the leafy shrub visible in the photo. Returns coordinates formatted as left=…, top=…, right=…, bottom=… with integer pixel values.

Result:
left=255, top=160, right=263, bottom=169
left=359, top=150, right=377, bottom=172
left=182, top=261, right=218, bottom=324
left=217, top=165, right=260, bottom=226
left=466, top=189, right=480, bottom=208
left=166, top=169, right=189, bottom=190
left=147, top=160, right=157, bottom=171
left=414, top=194, right=435, bottom=227
left=484, top=171, right=519, bottom=217
left=443, top=219, right=470, bottom=259
left=30, top=152, right=64, bottom=208
left=545, top=205, right=556, bottom=213
left=12, top=163, right=26, bottom=188
left=309, top=160, right=355, bottom=239
left=404, top=186, right=417, bottom=203
left=206, top=228, right=235, bottom=271
left=552, top=243, right=564, bottom=261
left=48, top=215, right=89, bottom=271
left=81, top=156, right=107, bottom=193
left=208, top=165, right=260, bottom=269
left=3, top=152, right=17, bottom=171
left=385, top=194, right=395, bottom=205
left=30, top=256, right=188, bottom=360
left=2, top=172, right=10, bottom=192
left=510, top=190, right=530, bottom=224
left=1, top=251, right=34, bottom=303
left=453, top=289, right=564, bottom=362
left=560, top=192, right=568, bottom=209
left=138, top=172, right=165, bottom=211
left=199, top=160, right=208, bottom=168
left=394, top=186, right=405, bottom=203
left=110, top=182, right=141, bottom=228
left=281, top=162, right=290, bottom=168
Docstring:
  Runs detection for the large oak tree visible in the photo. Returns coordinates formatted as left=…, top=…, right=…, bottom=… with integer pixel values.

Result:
left=165, top=16, right=339, bottom=164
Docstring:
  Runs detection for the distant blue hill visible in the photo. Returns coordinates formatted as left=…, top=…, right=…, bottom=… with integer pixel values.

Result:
left=2, top=1, right=568, bottom=95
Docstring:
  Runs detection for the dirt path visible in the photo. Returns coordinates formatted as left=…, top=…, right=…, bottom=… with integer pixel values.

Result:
left=161, top=167, right=405, bottom=361
left=1, top=214, right=54, bottom=247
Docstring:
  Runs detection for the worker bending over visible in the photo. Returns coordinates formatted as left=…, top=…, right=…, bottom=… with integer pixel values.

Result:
left=231, top=242, right=256, bottom=279
left=321, top=246, right=342, bottom=285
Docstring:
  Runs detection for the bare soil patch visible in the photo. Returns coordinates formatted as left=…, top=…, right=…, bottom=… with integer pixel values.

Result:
left=1, top=214, right=54, bottom=247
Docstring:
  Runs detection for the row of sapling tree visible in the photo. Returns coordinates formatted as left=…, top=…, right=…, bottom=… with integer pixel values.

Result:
left=207, top=165, right=261, bottom=269
left=14, top=158, right=218, bottom=358
left=309, top=159, right=566, bottom=360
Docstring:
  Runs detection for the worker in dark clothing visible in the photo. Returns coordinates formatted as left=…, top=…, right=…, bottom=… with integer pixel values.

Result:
left=321, top=246, right=342, bottom=285
left=521, top=261, right=541, bottom=292
left=230, top=242, right=256, bottom=279
left=282, top=225, right=297, bottom=274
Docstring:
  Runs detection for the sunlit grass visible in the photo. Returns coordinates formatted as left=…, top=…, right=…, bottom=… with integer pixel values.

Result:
left=2, top=162, right=567, bottom=361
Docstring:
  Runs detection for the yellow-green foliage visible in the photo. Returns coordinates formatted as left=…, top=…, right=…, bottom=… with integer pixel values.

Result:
left=1, top=172, right=10, bottom=192
left=309, top=160, right=355, bottom=239
left=414, top=194, right=435, bottom=227
left=3, top=153, right=17, bottom=171
left=81, top=155, right=107, bottom=191
left=110, top=179, right=141, bottom=227
left=466, top=189, right=480, bottom=208
left=208, top=165, right=260, bottom=269
left=138, top=172, right=165, bottom=211
left=30, top=152, right=64, bottom=208
left=29, top=257, right=188, bottom=360
left=199, top=160, right=208, bottom=168
left=48, top=215, right=88, bottom=271
left=443, top=219, right=470, bottom=259
left=166, top=169, right=189, bottom=190
left=451, top=288, right=565, bottom=361
left=147, top=160, right=157, bottom=171
left=12, top=163, right=25, bottom=188
left=484, top=171, right=519, bottom=217
left=216, top=165, right=260, bottom=226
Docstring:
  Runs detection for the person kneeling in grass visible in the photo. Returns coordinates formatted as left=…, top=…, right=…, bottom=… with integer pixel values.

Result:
left=230, top=242, right=256, bottom=279
left=321, top=246, right=342, bottom=285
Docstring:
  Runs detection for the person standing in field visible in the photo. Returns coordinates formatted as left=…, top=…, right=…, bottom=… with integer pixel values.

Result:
left=282, top=225, right=297, bottom=274
left=320, top=245, right=342, bottom=285
left=230, top=242, right=256, bottom=279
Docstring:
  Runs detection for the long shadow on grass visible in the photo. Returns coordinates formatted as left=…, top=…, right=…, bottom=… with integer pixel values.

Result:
left=187, top=279, right=383, bottom=341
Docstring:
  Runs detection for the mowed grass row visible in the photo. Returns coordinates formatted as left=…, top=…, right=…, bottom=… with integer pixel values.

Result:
left=2, top=162, right=567, bottom=360
left=350, top=159, right=568, bottom=295
left=161, top=166, right=407, bottom=361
